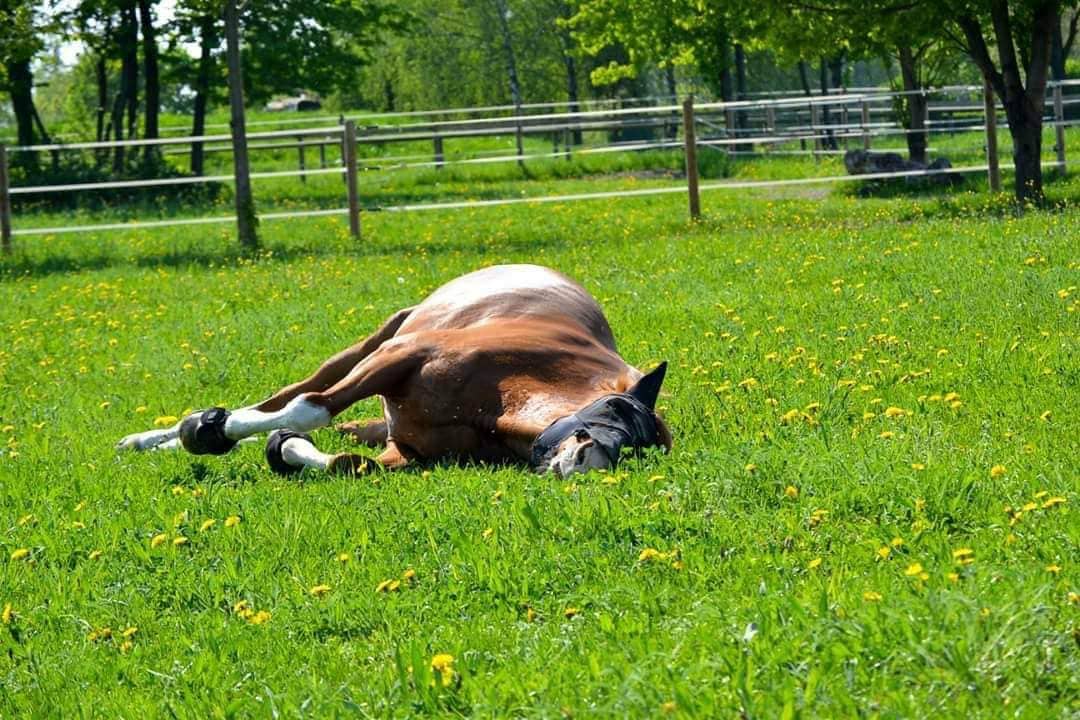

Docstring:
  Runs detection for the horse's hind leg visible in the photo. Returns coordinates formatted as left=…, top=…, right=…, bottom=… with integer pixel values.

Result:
left=117, top=307, right=412, bottom=453
left=336, top=418, right=388, bottom=447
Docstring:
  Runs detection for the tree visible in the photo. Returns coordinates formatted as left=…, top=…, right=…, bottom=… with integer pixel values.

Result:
left=0, top=1, right=52, bottom=171
left=954, top=0, right=1068, bottom=202
left=224, top=0, right=257, bottom=249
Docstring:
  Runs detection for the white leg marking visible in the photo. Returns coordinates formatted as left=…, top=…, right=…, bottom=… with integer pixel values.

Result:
left=281, top=437, right=332, bottom=471
left=117, top=423, right=181, bottom=452
left=223, top=395, right=331, bottom=440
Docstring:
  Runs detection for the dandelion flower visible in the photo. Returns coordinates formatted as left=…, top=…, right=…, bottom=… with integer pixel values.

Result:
left=563, top=607, right=580, bottom=619
left=1047, top=564, right=1062, bottom=574
left=904, top=562, right=924, bottom=577
left=638, top=547, right=665, bottom=563
left=402, top=568, right=417, bottom=582
left=862, top=591, right=882, bottom=602
left=784, top=485, right=799, bottom=499
left=224, top=515, right=241, bottom=528
left=247, top=610, right=271, bottom=625
left=952, top=548, right=975, bottom=565
left=375, top=579, right=400, bottom=593
left=121, top=626, right=138, bottom=639
left=150, top=533, right=167, bottom=548
left=337, top=552, right=351, bottom=563
left=876, top=546, right=891, bottom=560
left=9, top=548, right=29, bottom=562
left=199, top=519, right=216, bottom=532
left=884, top=406, right=906, bottom=418
left=808, top=557, right=823, bottom=570
left=309, top=584, right=332, bottom=597
left=172, top=536, right=189, bottom=547
left=1042, top=496, right=1066, bottom=509
left=1, top=604, right=12, bottom=624
left=89, top=549, right=103, bottom=560
left=989, top=465, right=1006, bottom=478
left=481, top=527, right=494, bottom=539
left=153, top=415, right=178, bottom=427
left=431, top=653, right=455, bottom=687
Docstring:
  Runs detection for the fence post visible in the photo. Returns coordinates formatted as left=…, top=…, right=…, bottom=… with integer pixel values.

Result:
left=861, top=100, right=871, bottom=150
left=563, top=127, right=572, bottom=161
left=841, top=105, right=849, bottom=149
left=724, top=107, right=736, bottom=155
left=433, top=133, right=444, bottom=170
left=810, top=102, right=821, bottom=159
left=344, top=120, right=360, bottom=239
left=297, top=136, right=306, bottom=184
left=983, top=79, right=1001, bottom=192
left=0, top=144, right=10, bottom=254
left=1053, top=83, right=1066, bottom=172
left=319, top=139, right=327, bottom=169
left=682, top=96, right=700, bottom=220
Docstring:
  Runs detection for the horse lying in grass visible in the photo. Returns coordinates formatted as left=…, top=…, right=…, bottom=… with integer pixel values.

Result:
left=118, top=264, right=671, bottom=477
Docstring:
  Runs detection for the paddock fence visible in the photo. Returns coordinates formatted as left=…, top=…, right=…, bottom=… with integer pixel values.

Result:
left=2, top=80, right=1078, bottom=251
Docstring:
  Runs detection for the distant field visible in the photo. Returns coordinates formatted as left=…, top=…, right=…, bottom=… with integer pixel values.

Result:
left=0, top=144, right=1078, bottom=715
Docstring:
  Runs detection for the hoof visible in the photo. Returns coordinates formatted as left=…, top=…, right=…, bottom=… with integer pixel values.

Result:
left=327, top=453, right=370, bottom=476
left=265, top=429, right=313, bottom=476
left=179, top=408, right=238, bottom=455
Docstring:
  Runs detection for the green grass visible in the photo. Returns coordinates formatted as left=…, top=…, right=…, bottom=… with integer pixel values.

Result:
left=1, top=141, right=1079, bottom=718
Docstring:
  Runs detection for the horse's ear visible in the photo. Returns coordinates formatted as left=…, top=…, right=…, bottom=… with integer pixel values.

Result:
left=627, top=361, right=667, bottom=410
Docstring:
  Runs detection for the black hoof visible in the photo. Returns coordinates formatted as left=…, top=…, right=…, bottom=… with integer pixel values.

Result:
left=265, top=429, right=314, bottom=476
left=178, top=408, right=238, bottom=455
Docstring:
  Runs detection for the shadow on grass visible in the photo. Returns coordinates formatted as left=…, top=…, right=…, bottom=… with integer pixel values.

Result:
left=0, top=224, right=569, bottom=280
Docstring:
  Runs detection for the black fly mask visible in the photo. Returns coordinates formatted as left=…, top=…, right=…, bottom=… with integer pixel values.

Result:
left=530, top=362, right=667, bottom=472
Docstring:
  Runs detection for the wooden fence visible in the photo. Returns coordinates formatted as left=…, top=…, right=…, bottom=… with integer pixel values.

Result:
left=1, top=81, right=1078, bottom=249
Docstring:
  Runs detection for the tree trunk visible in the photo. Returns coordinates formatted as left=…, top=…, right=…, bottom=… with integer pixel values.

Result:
left=734, top=43, right=749, bottom=150
left=819, top=57, right=836, bottom=150
left=958, top=2, right=1056, bottom=203
left=798, top=60, right=812, bottom=96
left=664, top=65, right=677, bottom=140
left=1051, top=14, right=1066, bottom=80
left=191, top=14, right=216, bottom=176
left=95, top=55, right=108, bottom=143
left=560, top=36, right=582, bottom=145
left=897, top=45, right=928, bottom=165
left=718, top=35, right=733, bottom=102
left=493, top=0, right=524, bottom=167
left=225, top=0, right=259, bottom=249
left=6, top=59, right=39, bottom=172
left=120, top=3, right=139, bottom=143
left=383, top=78, right=395, bottom=112
left=137, top=0, right=160, bottom=164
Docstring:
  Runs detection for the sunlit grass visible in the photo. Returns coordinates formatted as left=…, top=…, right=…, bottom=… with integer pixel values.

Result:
left=0, top=133, right=1078, bottom=716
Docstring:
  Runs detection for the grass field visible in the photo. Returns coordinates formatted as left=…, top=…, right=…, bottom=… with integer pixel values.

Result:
left=1, top=138, right=1079, bottom=717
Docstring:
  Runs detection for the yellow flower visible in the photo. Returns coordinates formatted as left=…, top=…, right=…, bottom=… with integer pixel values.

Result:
left=744, top=463, right=757, bottom=474
left=890, top=537, right=905, bottom=548
left=1046, top=564, right=1062, bottom=574
left=784, top=485, right=799, bottom=499
left=989, top=465, right=1006, bottom=478
left=150, top=533, right=167, bottom=548
left=481, top=527, right=494, bottom=539
left=1, top=603, right=12, bottom=624
left=525, top=607, right=537, bottom=623
left=878, top=431, right=895, bottom=439
left=224, top=515, right=241, bottom=528
left=375, top=579, right=400, bottom=593
left=121, top=626, right=138, bottom=639
left=337, top=552, right=351, bottom=563
left=153, top=415, right=178, bottom=427
left=309, top=584, right=332, bottom=597
left=808, top=557, right=823, bottom=570
left=232, top=600, right=250, bottom=615
left=661, top=701, right=678, bottom=714
left=1039, top=410, right=1052, bottom=422
left=884, top=406, right=906, bottom=418
left=779, top=409, right=802, bottom=424
left=904, top=562, right=924, bottom=577
left=402, top=568, right=417, bottom=582
left=247, top=610, right=271, bottom=625
left=638, top=547, right=667, bottom=563
left=648, top=475, right=665, bottom=483
left=876, top=546, right=891, bottom=560
left=911, top=463, right=926, bottom=471
left=199, top=519, right=216, bottom=532
left=1068, top=592, right=1080, bottom=605
left=172, top=536, right=189, bottom=547
left=947, top=572, right=960, bottom=583
left=9, top=548, right=29, bottom=562
left=430, top=653, right=455, bottom=687
left=952, top=548, right=975, bottom=565
left=89, top=549, right=103, bottom=560
left=563, top=607, right=580, bottom=619
left=1042, top=496, right=1066, bottom=509
left=862, top=591, right=882, bottom=602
